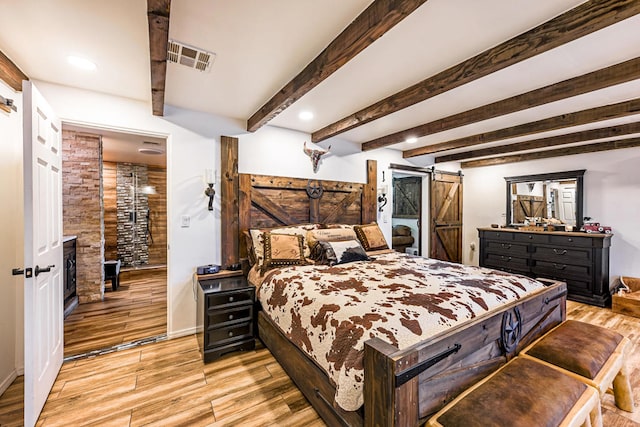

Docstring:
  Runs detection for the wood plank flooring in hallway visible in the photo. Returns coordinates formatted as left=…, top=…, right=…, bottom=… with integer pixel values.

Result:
left=63, top=268, right=167, bottom=357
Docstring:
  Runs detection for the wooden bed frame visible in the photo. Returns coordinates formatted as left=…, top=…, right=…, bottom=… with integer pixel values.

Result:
left=220, top=137, right=567, bottom=426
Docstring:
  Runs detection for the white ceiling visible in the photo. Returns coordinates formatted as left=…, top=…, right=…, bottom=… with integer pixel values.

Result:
left=1, top=0, right=639, bottom=161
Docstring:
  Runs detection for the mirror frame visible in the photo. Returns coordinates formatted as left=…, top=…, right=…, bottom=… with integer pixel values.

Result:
left=505, top=170, right=585, bottom=229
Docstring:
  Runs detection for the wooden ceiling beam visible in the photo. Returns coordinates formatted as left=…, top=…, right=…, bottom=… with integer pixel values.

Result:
left=363, top=57, right=640, bottom=151
left=0, top=50, right=28, bottom=92
left=435, top=122, right=640, bottom=163
left=403, top=98, right=640, bottom=158
left=312, top=0, right=640, bottom=143
left=461, top=136, right=640, bottom=168
left=246, top=0, right=428, bottom=133
left=147, top=0, right=171, bottom=116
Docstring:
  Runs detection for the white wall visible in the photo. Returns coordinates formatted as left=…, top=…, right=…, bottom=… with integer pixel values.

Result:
left=0, top=79, right=23, bottom=394
left=454, top=147, right=640, bottom=285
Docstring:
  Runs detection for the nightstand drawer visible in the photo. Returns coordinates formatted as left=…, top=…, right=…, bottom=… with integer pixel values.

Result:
left=208, top=304, right=253, bottom=327
left=207, top=289, right=254, bottom=308
left=206, top=321, right=253, bottom=347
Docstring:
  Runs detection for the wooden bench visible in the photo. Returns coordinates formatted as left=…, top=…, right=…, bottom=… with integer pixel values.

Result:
left=520, top=319, right=634, bottom=413
left=426, top=357, right=602, bottom=427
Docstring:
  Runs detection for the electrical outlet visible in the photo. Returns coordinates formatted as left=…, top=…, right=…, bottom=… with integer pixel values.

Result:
left=181, top=215, right=190, bottom=228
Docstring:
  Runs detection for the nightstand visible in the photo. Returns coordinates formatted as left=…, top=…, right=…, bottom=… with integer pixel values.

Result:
left=196, top=270, right=255, bottom=362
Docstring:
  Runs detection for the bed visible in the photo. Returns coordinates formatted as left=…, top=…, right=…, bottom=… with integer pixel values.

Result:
left=220, top=140, right=566, bottom=426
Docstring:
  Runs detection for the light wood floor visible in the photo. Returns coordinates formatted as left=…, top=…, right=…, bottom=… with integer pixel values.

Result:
left=1, top=300, right=639, bottom=426
left=63, top=268, right=167, bottom=357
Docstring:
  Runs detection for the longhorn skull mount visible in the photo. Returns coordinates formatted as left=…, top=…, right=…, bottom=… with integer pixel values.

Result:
left=303, top=142, right=331, bottom=173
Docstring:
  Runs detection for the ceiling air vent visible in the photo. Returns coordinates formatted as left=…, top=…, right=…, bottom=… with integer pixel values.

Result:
left=138, top=141, right=164, bottom=155
left=167, top=40, right=215, bottom=72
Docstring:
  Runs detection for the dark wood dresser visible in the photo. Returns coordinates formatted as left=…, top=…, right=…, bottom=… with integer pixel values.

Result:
left=196, top=270, right=255, bottom=362
left=478, top=228, right=612, bottom=307
left=63, top=236, right=78, bottom=317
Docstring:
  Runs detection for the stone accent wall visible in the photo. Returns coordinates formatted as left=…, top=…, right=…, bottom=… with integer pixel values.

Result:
left=116, top=163, right=150, bottom=267
left=104, top=162, right=167, bottom=266
left=62, top=130, right=104, bottom=303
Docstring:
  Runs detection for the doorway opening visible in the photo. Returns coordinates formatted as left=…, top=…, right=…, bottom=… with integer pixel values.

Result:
left=391, top=172, right=429, bottom=256
left=61, top=125, right=168, bottom=358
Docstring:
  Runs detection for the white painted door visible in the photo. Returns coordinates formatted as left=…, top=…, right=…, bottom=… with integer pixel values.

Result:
left=22, top=82, right=63, bottom=427
left=557, top=185, right=576, bottom=225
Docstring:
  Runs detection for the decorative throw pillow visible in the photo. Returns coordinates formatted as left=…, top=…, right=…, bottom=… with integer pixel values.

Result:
left=306, top=228, right=358, bottom=249
left=261, top=232, right=307, bottom=273
left=311, top=240, right=369, bottom=266
left=243, top=230, right=257, bottom=266
left=320, top=223, right=354, bottom=229
left=354, top=223, right=389, bottom=251
left=250, top=224, right=318, bottom=267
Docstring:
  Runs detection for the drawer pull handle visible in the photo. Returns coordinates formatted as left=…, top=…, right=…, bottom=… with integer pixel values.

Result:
left=528, top=235, right=533, bottom=239
left=229, top=296, right=234, bottom=302
left=501, top=243, right=511, bottom=249
left=228, top=331, right=234, bottom=337
left=567, top=238, right=573, bottom=242
left=501, top=256, right=512, bottom=262
left=553, top=249, right=567, bottom=255
left=228, top=314, right=234, bottom=320
left=553, top=263, right=567, bottom=270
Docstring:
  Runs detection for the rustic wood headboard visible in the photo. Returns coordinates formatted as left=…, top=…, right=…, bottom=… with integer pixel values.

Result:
left=220, top=136, right=377, bottom=267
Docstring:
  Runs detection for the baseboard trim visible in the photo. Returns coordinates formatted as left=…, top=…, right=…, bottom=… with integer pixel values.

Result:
left=0, top=369, right=18, bottom=396
left=167, top=327, right=196, bottom=339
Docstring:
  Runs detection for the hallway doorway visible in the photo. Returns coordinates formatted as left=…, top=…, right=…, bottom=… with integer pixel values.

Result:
left=61, top=125, right=168, bottom=357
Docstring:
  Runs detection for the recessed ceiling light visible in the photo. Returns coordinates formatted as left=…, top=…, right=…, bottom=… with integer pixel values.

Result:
left=67, top=55, right=97, bottom=71
left=298, top=111, right=314, bottom=121
left=406, top=137, right=418, bottom=144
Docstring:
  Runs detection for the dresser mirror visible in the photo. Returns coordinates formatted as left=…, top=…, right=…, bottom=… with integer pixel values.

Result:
left=505, top=170, right=585, bottom=229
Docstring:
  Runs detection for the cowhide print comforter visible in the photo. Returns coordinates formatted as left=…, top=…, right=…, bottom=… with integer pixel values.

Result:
left=256, top=251, right=546, bottom=411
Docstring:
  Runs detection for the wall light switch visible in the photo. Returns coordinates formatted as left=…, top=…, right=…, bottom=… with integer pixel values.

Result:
left=181, top=215, right=190, bottom=228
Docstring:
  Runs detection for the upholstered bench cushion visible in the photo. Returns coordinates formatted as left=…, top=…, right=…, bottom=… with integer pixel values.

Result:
left=392, top=236, right=414, bottom=246
left=526, top=320, right=623, bottom=379
left=434, top=358, right=588, bottom=427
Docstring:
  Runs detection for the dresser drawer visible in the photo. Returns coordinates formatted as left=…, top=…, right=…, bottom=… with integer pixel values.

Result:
left=481, top=230, right=514, bottom=241
left=531, top=246, right=592, bottom=266
left=208, top=304, right=253, bottom=327
left=532, top=261, right=591, bottom=281
left=548, top=235, right=593, bottom=247
left=565, top=279, right=593, bottom=296
left=485, top=241, right=528, bottom=256
left=483, top=253, right=529, bottom=272
left=514, top=233, right=548, bottom=244
left=206, top=321, right=253, bottom=348
left=207, top=289, right=254, bottom=308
